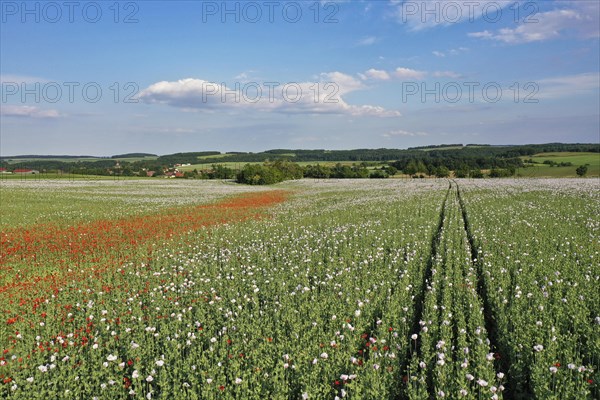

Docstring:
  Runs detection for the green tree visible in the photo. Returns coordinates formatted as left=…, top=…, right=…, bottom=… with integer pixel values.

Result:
left=384, top=166, right=398, bottom=176
left=369, top=170, right=388, bottom=179
left=404, top=160, right=418, bottom=176
left=270, top=160, right=303, bottom=180
left=416, top=160, right=428, bottom=175
left=427, top=164, right=437, bottom=177
left=470, top=169, right=484, bottom=179
left=455, top=163, right=470, bottom=178
left=489, top=168, right=506, bottom=178
left=304, top=164, right=332, bottom=178
left=576, top=165, right=588, bottom=177
left=210, top=164, right=235, bottom=179
left=435, top=166, right=450, bottom=178
left=236, top=161, right=303, bottom=185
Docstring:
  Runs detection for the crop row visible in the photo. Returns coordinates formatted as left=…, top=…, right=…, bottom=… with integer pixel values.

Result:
left=459, top=179, right=598, bottom=399
left=405, top=183, right=505, bottom=399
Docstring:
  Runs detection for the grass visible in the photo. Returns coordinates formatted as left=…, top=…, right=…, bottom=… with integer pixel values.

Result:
left=519, top=152, right=599, bottom=177
left=527, top=152, right=599, bottom=165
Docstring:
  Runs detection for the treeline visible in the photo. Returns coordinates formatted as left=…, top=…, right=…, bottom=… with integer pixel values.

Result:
left=155, top=152, right=221, bottom=165
left=152, top=161, right=514, bottom=185
left=173, top=162, right=395, bottom=185
left=111, top=153, right=157, bottom=159
left=194, top=143, right=599, bottom=165
left=234, top=161, right=397, bottom=184
left=1, top=143, right=597, bottom=177
left=408, top=143, right=466, bottom=150
left=389, top=154, right=523, bottom=174
left=0, top=158, right=167, bottom=176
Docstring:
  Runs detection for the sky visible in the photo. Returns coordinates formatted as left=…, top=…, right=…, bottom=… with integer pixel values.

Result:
left=0, top=0, right=599, bottom=156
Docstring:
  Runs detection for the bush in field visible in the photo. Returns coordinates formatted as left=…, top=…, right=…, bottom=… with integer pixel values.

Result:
left=435, top=166, right=450, bottom=178
left=270, top=160, right=303, bottom=180
left=331, top=163, right=370, bottom=179
left=303, top=163, right=372, bottom=179
left=403, top=160, right=418, bottom=176
left=455, top=164, right=470, bottom=178
left=489, top=168, right=514, bottom=178
left=236, top=160, right=302, bottom=185
left=384, top=165, right=398, bottom=176
left=209, top=164, right=236, bottom=179
left=304, top=164, right=332, bottom=178
left=470, top=169, right=484, bottom=178
left=369, top=169, right=388, bottom=179
left=236, top=164, right=283, bottom=185
left=576, top=165, right=588, bottom=177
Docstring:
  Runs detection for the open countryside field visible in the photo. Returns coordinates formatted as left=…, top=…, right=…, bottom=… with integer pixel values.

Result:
left=519, top=152, right=600, bottom=178
left=528, top=152, right=599, bottom=165
left=0, top=178, right=598, bottom=399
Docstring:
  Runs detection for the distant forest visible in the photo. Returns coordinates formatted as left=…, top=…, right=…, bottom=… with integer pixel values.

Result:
left=1, top=143, right=597, bottom=178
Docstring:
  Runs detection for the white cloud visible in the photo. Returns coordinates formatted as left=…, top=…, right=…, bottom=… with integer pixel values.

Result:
left=432, top=71, right=461, bottom=79
left=383, top=129, right=428, bottom=138
left=362, top=69, right=391, bottom=81
left=433, top=47, right=468, bottom=57
left=357, top=36, right=377, bottom=46
left=537, top=72, right=600, bottom=99
left=139, top=75, right=400, bottom=118
left=469, top=3, right=600, bottom=44
left=0, top=105, right=62, bottom=118
left=393, top=67, right=426, bottom=80
left=319, top=72, right=365, bottom=95
left=234, top=70, right=260, bottom=82
left=450, top=47, right=469, bottom=55
left=361, top=67, right=461, bottom=81
left=469, top=30, right=493, bottom=39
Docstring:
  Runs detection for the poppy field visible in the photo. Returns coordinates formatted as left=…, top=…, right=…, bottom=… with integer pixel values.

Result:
left=0, top=178, right=598, bottom=399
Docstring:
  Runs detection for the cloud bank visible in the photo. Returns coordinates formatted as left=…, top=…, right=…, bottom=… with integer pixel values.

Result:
left=139, top=73, right=401, bottom=118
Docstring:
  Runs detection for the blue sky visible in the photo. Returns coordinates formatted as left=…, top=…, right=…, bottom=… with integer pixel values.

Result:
left=1, top=0, right=599, bottom=155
